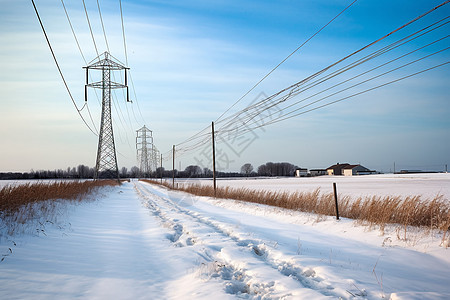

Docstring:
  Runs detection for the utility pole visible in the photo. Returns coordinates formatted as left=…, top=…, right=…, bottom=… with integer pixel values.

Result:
left=84, top=52, right=129, bottom=181
left=212, top=121, right=216, bottom=197
left=160, top=153, right=163, bottom=183
left=136, top=125, right=153, bottom=178
left=172, top=145, right=175, bottom=188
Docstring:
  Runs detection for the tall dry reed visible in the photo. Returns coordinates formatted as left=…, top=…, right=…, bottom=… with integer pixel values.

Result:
left=141, top=179, right=450, bottom=233
left=0, top=180, right=118, bottom=237
left=0, top=180, right=118, bottom=216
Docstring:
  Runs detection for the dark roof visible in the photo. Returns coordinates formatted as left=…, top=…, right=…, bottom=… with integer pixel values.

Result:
left=343, top=164, right=360, bottom=169
left=326, top=163, right=349, bottom=170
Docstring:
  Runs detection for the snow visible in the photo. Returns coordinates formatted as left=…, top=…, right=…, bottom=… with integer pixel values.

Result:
left=176, top=173, right=450, bottom=200
left=0, top=177, right=449, bottom=299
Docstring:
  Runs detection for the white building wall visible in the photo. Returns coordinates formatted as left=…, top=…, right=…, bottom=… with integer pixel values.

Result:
left=343, top=169, right=354, bottom=176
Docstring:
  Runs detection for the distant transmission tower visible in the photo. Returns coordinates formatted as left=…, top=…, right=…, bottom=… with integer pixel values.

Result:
left=136, top=125, right=154, bottom=178
left=152, top=144, right=160, bottom=172
left=84, top=52, right=129, bottom=180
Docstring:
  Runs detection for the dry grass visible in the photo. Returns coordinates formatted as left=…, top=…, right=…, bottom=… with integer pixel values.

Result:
left=0, top=180, right=118, bottom=216
left=0, top=180, right=119, bottom=237
left=141, top=179, right=450, bottom=236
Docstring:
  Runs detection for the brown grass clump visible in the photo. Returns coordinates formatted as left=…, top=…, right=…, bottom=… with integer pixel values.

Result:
left=140, top=179, right=450, bottom=234
left=0, top=180, right=118, bottom=217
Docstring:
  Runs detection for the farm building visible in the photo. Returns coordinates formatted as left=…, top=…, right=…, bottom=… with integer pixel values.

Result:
left=327, top=163, right=376, bottom=176
left=295, top=168, right=308, bottom=177
left=343, top=164, right=376, bottom=176
left=326, top=163, right=350, bottom=176
left=310, top=169, right=327, bottom=176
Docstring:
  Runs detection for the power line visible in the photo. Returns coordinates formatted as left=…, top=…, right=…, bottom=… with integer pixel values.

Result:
left=245, top=61, right=450, bottom=131
left=214, top=4, right=450, bottom=135
left=31, top=0, right=97, bottom=136
left=61, top=0, right=100, bottom=135
left=221, top=29, right=449, bottom=135
left=172, top=0, right=359, bottom=154
left=214, top=0, right=359, bottom=123
left=61, top=0, right=86, bottom=64
left=96, top=0, right=110, bottom=53
left=82, top=0, right=99, bottom=57
left=119, top=0, right=128, bottom=65
left=170, top=1, right=449, bottom=158
left=128, top=71, right=147, bottom=124
left=219, top=47, right=449, bottom=139
left=86, top=103, right=99, bottom=134
left=118, top=1, right=148, bottom=130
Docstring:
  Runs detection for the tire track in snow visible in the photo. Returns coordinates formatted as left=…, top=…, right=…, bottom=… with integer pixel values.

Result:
left=135, top=182, right=348, bottom=299
left=134, top=182, right=284, bottom=298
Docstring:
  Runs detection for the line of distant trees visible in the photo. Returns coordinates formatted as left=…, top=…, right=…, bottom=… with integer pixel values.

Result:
left=0, top=162, right=299, bottom=180
left=154, top=162, right=299, bottom=179
left=0, top=165, right=139, bottom=180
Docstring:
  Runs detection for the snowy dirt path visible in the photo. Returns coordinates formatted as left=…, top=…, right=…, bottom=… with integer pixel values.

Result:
left=1, top=181, right=449, bottom=299
left=134, top=181, right=450, bottom=300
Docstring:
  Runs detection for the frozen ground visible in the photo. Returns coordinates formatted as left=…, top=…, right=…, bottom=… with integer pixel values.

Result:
left=0, top=179, right=449, bottom=299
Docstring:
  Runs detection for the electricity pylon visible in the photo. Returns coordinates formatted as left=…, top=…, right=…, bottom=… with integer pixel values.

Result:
left=152, top=144, right=160, bottom=172
left=84, top=52, right=129, bottom=180
left=136, top=125, right=153, bottom=178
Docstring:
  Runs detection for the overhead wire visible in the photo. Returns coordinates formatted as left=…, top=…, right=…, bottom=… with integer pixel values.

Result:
left=216, top=43, right=450, bottom=138
left=82, top=0, right=99, bottom=57
left=218, top=48, right=449, bottom=140
left=214, top=5, right=450, bottom=135
left=171, top=1, right=450, bottom=158
left=119, top=0, right=148, bottom=129
left=61, top=0, right=100, bottom=135
left=214, top=0, right=359, bottom=123
left=96, top=0, right=110, bottom=53
left=31, top=0, right=98, bottom=136
left=215, top=14, right=450, bottom=133
left=172, top=0, right=359, bottom=155
left=241, top=61, right=450, bottom=133
left=217, top=21, right=450, bottom=135
left=61, top=0, right=86, bottom=63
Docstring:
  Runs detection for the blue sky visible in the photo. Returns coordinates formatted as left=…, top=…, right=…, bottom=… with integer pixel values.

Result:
left=0, top=0, right=449, bottom=173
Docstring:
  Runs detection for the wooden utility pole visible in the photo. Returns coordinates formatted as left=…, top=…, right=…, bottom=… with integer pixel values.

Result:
left=172, top=145, right=175, bottom=188
left=333, top=182, right=340, bottom=220
left=160, top=153, right=163, bottom=184
left=212, top=121, right=217, bottom=197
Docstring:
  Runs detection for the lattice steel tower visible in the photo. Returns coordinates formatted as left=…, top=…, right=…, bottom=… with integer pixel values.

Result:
left=136, top=125, right=153, bottom=178
left=84, top=52, right=130, bottom=180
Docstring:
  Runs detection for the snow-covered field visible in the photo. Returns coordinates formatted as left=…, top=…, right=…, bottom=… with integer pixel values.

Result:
left=0, top=177, right=449, bottom=299
left=176, top=173, right=450, bottom=200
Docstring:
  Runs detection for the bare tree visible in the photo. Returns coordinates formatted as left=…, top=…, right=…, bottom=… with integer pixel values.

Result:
left=240, top=163, right=254, bottom=176
left=257, top=162, right=298, bottom=176
left=130, top=166, right=140, bottom=178
left=185, top=165, right=202, bottom=177
left=120, top=167, right=128, bottom=178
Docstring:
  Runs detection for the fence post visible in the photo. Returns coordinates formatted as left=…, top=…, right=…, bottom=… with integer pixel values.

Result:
left=333, top=182, right=340, bottom=220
